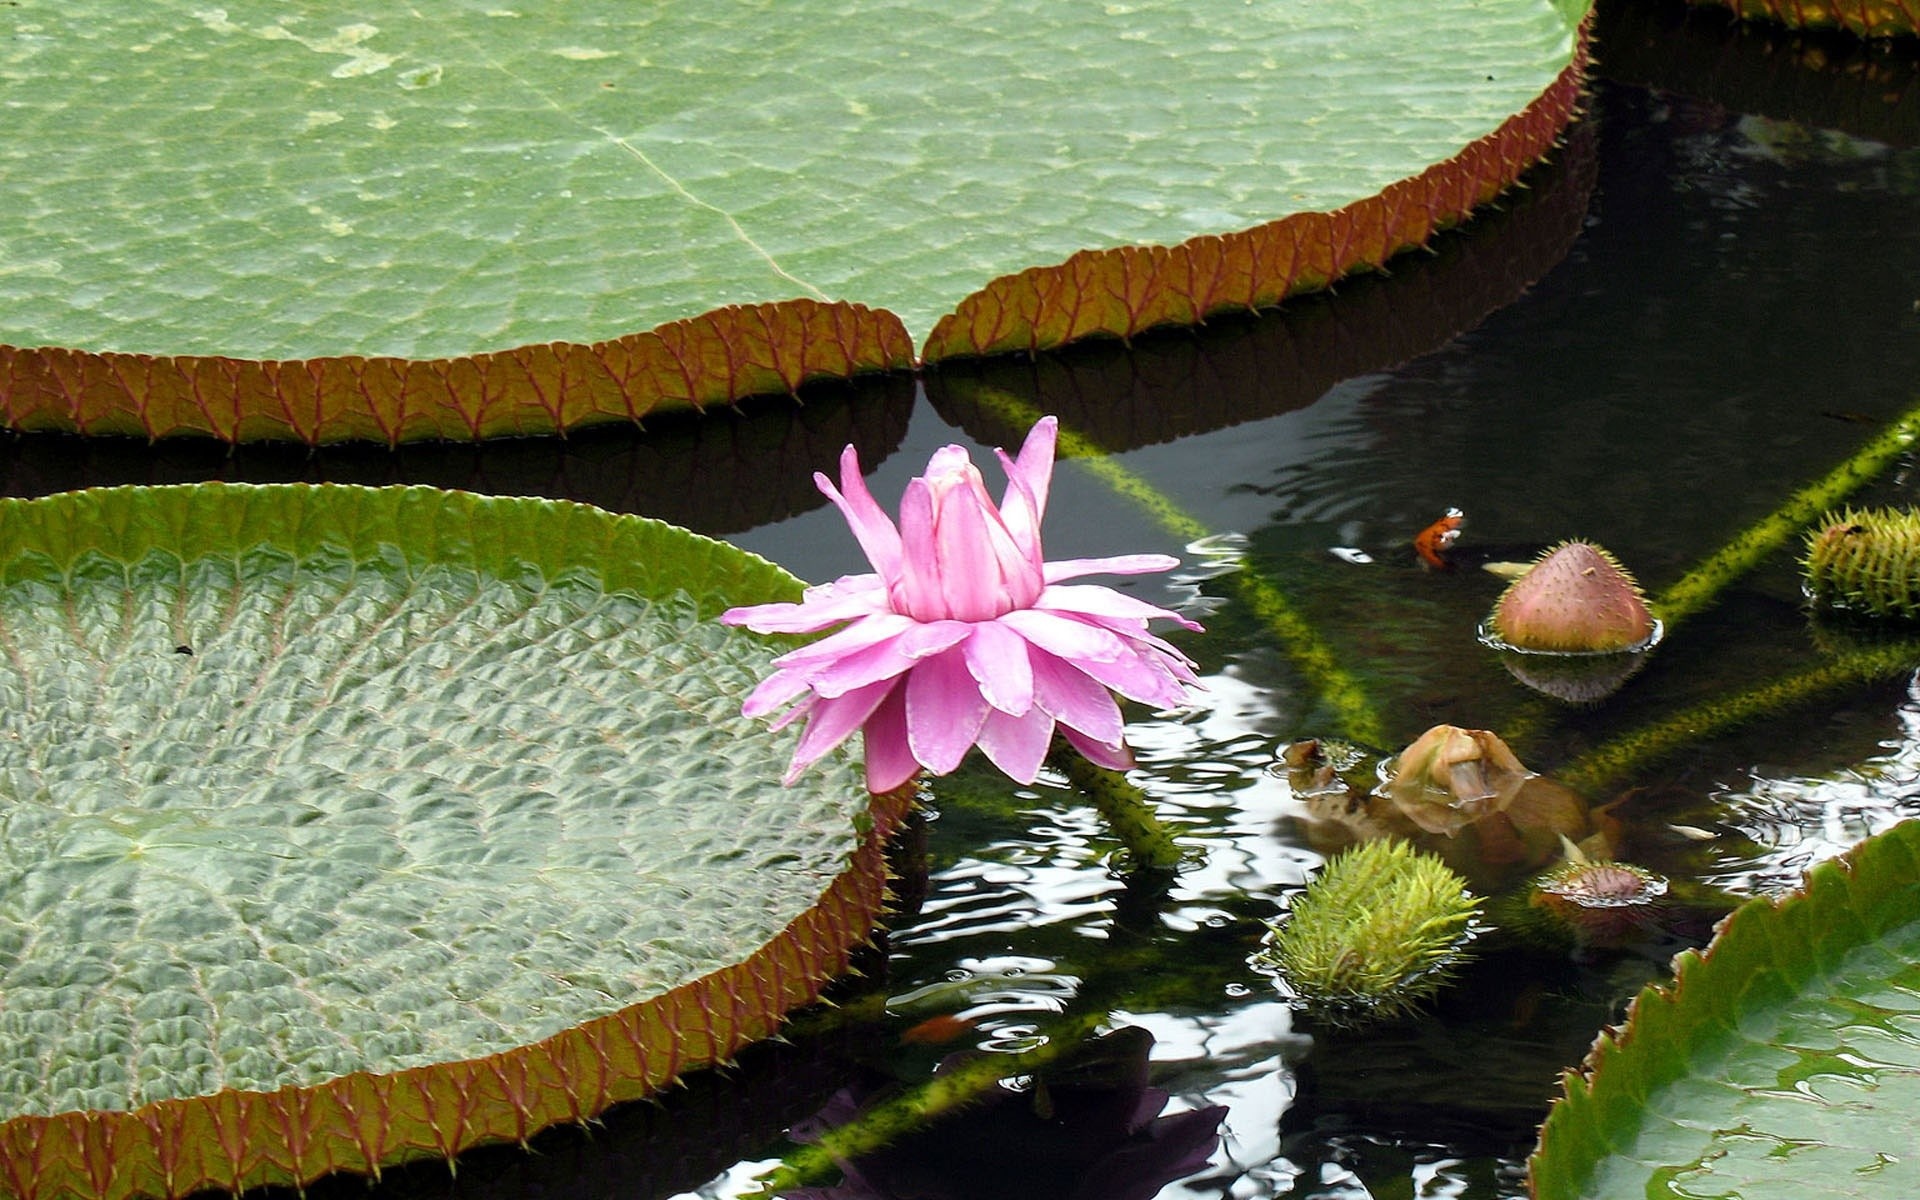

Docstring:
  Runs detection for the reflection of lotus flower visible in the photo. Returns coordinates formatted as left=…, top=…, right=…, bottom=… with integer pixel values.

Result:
left=723, top=417, right=1201, bottom=792
left=780, top=1026, right=1227, bottom=1200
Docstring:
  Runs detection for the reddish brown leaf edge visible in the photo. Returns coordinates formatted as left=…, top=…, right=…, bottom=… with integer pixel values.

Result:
left=0, top=300, right=917, bottom=448
left=0, top=11, right=1597, bottom=447
left=921, top=12, right=1597, bottom=364
left=0, top=785, right=914, bottom=1200
left=1686, top=0, right=1919, bottom=38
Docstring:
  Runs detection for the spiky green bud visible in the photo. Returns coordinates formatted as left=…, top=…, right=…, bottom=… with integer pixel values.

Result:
left=1256, top=840, right=1479, bottom=1024
left=1804, top=507, right=1920, bottom=620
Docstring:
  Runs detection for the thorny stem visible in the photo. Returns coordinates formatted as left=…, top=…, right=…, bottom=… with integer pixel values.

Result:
left=1558, top=638, right=1920, bottom=794
left=1520, top=399, right=1920, bottom=769
left=749, top=1008, right=1110, bottom=1194
left=1045, top=743, right=1186, bottom=873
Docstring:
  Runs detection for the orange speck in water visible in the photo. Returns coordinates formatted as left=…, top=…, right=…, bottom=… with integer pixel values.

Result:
left=1413, top=508, right=1465, bottom=570
left=898, top=1014, right=979, bottom=1046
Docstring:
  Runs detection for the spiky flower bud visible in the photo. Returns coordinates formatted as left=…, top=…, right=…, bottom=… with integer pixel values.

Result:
left=1256, top=839, right=1479, bottom=1024
left=1487, top=541, right=1656, bottom=653
left=1531, top=858, right=1669, bottom=947
left=1804, top=507, right=1920, bottom=620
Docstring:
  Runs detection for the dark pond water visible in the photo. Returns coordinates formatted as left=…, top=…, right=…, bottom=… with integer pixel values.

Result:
left=9, top=3, right=1920, bottom=1197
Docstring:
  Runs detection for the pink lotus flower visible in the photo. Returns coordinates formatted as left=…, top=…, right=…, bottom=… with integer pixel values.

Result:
left=722, top=416, right=1202, bottom=793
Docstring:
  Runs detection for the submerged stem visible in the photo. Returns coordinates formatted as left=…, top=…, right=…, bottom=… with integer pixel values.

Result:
left=1552, top=401, right=1920, bottom=788
left=749, top=1008, right=1109, bottom=1194
left=1559, top=638, right=1920, bottom=794
left=1654, top=400, right=1920, bottom=630
left=1046, top=744, right=1186, bottom=872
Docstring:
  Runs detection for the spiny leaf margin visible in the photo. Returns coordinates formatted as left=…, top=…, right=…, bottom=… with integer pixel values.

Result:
left=925, top=111, right=1601, bottom=456
left=920, top=6, right=1594, bottom=362
left=0, top=301, right=913, bottom=447
left=0, top=1, right=1590, bottom=445
left=0, top=483, right=911, bottom=1200
left=1527, top=819, right=1920, bottom=1198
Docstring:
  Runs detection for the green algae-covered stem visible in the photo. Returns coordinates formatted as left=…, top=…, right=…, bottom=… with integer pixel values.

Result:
left=1047, top=744, right=1186, bottom=873
left=1509, top=403, right=1920, bottom=769
left=1558, top=638, right=1920, bottom=794
left=1653, top=401, right=1920, bottom=630
left=963, top=385, right=1385, bottom=746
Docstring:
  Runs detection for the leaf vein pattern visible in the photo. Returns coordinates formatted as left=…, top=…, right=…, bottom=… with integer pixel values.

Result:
left=404, top=3, right=829, bottom=303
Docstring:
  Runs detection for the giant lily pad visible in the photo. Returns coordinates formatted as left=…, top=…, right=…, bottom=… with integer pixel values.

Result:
left=0, top=0, right=1589, bottom=442
left=1529, top=819, right=1920, bottom=1198
left=0, top=483, right=905, bottom=1199
left=929, top=113, right=1599, bottom=453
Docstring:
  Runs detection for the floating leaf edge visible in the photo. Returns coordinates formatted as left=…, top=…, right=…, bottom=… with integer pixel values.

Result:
left=920, top=5, right=1594, bottom=362
left=0, top=301, right=915, bottom=448
left=0, top=5, right=1592, bottom=446
left=1526, top=818, right=1920, bottom=1199
left=0, top=483, right=910, bottom=1200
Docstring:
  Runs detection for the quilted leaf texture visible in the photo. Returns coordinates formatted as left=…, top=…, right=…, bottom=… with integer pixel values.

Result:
left=1529, top=820, right=1920, bottom=1199
left=0, top=1, right=1590, bottom=444
left=921, top=23, right=1592, bottom=363
left=0, top=484, right=908, bottom=1199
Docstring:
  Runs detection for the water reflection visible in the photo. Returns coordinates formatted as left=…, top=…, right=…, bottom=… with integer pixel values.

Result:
left=1596, top=0, right=1920, bottom=148
left=1705, top=675, right=1920, bottom=895
left=841, top=45, right=1920, bottom=1196
left=0, top=9, right=1914, bottom=1198
left=0, top=374, right=916, bottom=538
left=777, top=1026, right=1227, bottom=1200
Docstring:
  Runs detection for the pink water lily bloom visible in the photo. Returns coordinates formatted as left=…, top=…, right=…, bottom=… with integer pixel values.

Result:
left=722, top=416, right=1202, bottom=793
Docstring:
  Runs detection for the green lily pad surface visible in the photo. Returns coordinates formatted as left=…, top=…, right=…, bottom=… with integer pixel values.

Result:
left=0, top=484, right=894, bottom=1196
left=3, top=0, right=1582, bottom=359
left=1530, top=820, right=1920, bottom=1198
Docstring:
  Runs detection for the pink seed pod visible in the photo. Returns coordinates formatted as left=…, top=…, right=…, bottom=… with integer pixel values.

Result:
left=1488, top=541, right=1656, bottom=654
left=1531, top=859, right=1670, bottom=946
